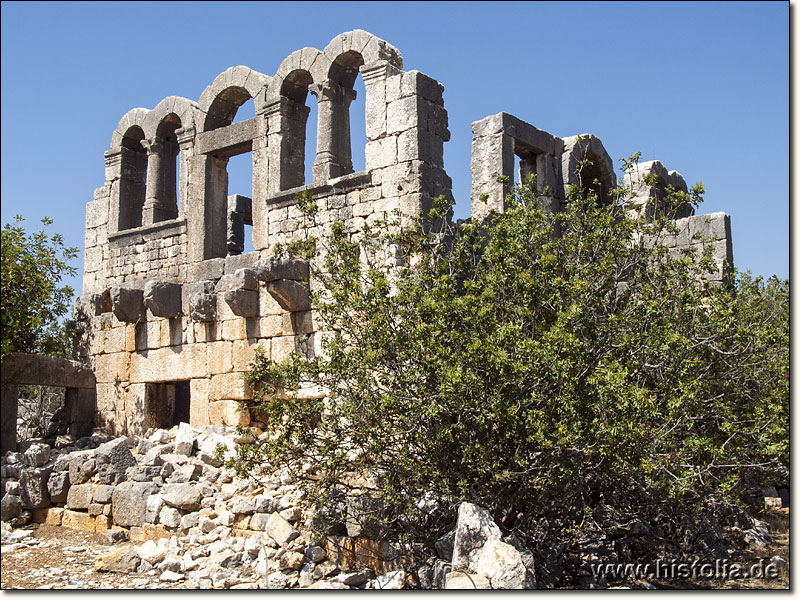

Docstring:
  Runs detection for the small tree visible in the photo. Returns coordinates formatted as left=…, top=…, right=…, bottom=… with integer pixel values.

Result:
left=234, top=161, right=788, bottom=565
left=1, top=215, right=78, bottom=358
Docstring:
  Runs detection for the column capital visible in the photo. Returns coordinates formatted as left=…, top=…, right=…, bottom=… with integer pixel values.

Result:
left=263, top=97, right=310, bottom=121
left=175, top=126, right=196, bottom=147
left=140, top=136, right=165, bottom=153
left=309, top=79, right=357, bottom=104
left=360, top=60, right=401, bottom=84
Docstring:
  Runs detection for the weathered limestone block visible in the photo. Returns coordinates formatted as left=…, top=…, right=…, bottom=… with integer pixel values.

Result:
left=451, top=502, right=502, bottom=570
left=253, top=257, right=309, bottom=282
left=266, top=512, right=300, bottom=546
left=445, top=571, right=492, bottom=590
left=216, top=268, right=257, bottom=292
left=1, top=492, right=23, bottom=521
left=93, top=484, right=115, bottom=504
left=471, top=539, right=527, bottom=589
left=145, top=494, right=164, bottom=523
left=189, top=379, right=210, bottom=427
left=161, top=483, right=202, bottom=511
left=95, top=547, right=141, bottom=573
left=95, top=352, right=131, bottom=386
left=210, top=373, right=252, bottom=401
left=47, top=471, right=70, bottom=503
left=24, top=443, right=51, bottom=467
left=189, top=291, right=216, bottom=322
left=267, top=279, right=311, bottom=312
left=20, top=467, right=51, bottom=509
left=112, top=481, right=157, bottom=527
left=95, top=437, right=137, bottom=485
left=144, top=280, right=183, bottom=317
left=61, top=509, right=97, bottom=532
left=111, top=286, right=145, bottom=323
left=687, top=212, right=731, bottom=243
left=207, top=341, right=233, bottom=375
left=69, top=450, right=97, bottom=484
left=208, top=400, right=250, bottom=427
left=66, top=483, right=97, bottom=510
left=126, top=465, right=162, bottom=481
left=44, top=506, right=64, bottom=525
left=623, top=160, right=693, bottom=220
left=224, top=288, right=259, bottom=317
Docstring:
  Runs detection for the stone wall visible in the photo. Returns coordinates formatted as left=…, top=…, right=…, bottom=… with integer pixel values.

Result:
left=77, top=31, right=734, bottom=437
left=76, top=31, right=453, bottom=435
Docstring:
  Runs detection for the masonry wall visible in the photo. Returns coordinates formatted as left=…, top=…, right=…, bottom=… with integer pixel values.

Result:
left=76, top=31, right=452, bottom=436
left=78, top=33, right=734, bottom=438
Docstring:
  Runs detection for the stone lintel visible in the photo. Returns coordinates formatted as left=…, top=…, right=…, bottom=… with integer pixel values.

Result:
left=196, top=118, right=258, bottom=158
left=1, top=353, right=96, bottom=389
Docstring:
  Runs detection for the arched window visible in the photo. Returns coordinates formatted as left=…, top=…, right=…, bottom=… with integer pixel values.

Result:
left=226, top=99, right=256, bottom=255
left=195, top=66, right=270, bottom=260
left=279, top=69, right=314, bottom=189
left=118, top=125, right=147, bottom=231
left=560, top=134, right=617, bottom=208
left=312, top=50, right=364, bottom=182
left=143, top=114, right=181, bottom=224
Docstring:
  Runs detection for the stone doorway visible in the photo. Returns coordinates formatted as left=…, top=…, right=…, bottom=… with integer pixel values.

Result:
left=144, top=380, right=191, bottom=430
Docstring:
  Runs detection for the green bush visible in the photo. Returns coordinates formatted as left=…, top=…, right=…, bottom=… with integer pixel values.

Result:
left=233, top=163, right=788, bottom=560
left=1, top=215, right=78, bottom=358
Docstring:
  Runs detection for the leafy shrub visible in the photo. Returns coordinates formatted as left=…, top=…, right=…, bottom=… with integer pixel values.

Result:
left=1, top=215, right=78, bottom=358
left=233, top=163, right=788, bottom=562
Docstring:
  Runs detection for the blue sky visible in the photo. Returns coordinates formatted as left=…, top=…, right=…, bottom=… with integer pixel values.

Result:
left=1, top=1, right=788, bottom=298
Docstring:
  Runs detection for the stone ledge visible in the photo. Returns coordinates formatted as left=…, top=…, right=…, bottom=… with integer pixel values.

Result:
left=108, top=219, right=188, bottom=245
left=265, top=171, right=372, bottom=207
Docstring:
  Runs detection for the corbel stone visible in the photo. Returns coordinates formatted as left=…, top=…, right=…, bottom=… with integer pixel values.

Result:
left=253, top=257, right=309, bottom=282
left=89, top=290, right=113, bottom=316
left=110, top=286, right=145, bottom=323
left=267, top=279, right=311, bottom=312
left=223, top=289, right=259, bottom=317
left=215, top=268, right=258, bottom=293
left=143, top=280, right=183, bottom=318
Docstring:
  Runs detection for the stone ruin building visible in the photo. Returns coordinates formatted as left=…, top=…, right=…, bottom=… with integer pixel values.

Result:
left=63, top=30, right=733, bottom=438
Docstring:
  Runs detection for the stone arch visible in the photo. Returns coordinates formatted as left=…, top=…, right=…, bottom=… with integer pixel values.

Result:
left=140, top=97, right=201, bottom=223
left=198, top=66, right=271, bottom=131
left=321, top=30, right=403, bottom=72
left=110, top=107, right=149, bottom=151
left=560, top=134, right=617, bottom=206
left=110, top=108, right=149, bottom=231
left=143, top=96, right=200, bottom=140
left=265, top=49, right=329, bottom=189
left=266, top=48, right=329, bottom=103
left=193, top=67, right=270, bottom=260
left=313, top=31, right=403, bottom=182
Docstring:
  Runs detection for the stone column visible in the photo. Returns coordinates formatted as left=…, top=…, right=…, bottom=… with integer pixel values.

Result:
left=264, top=97, right=311, bottom=193
left=1, top=383, right=19, bottom=454
left=142, top=136, right=179, bottom=224
left=470, top=115, right=514, bottom=223
left=65, top=387, right=95, bottom=439
left=251, top=109, right=270, bottom=250
left=176, top=126, right=196, bottom=218
left=361, top=60, right=398, bottom=145
left=310, top=79, right=357, bottom=184
left=105, top=149, right=123, bottom=234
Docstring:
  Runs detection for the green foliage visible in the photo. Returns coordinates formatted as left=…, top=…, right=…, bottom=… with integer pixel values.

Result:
left=1, top=215, right=78, bottom=358
left=234, top=162, right=788, bottom=558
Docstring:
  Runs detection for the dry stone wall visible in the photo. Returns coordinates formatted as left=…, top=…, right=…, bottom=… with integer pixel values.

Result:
left=76, top=30, right=734, bottom=437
